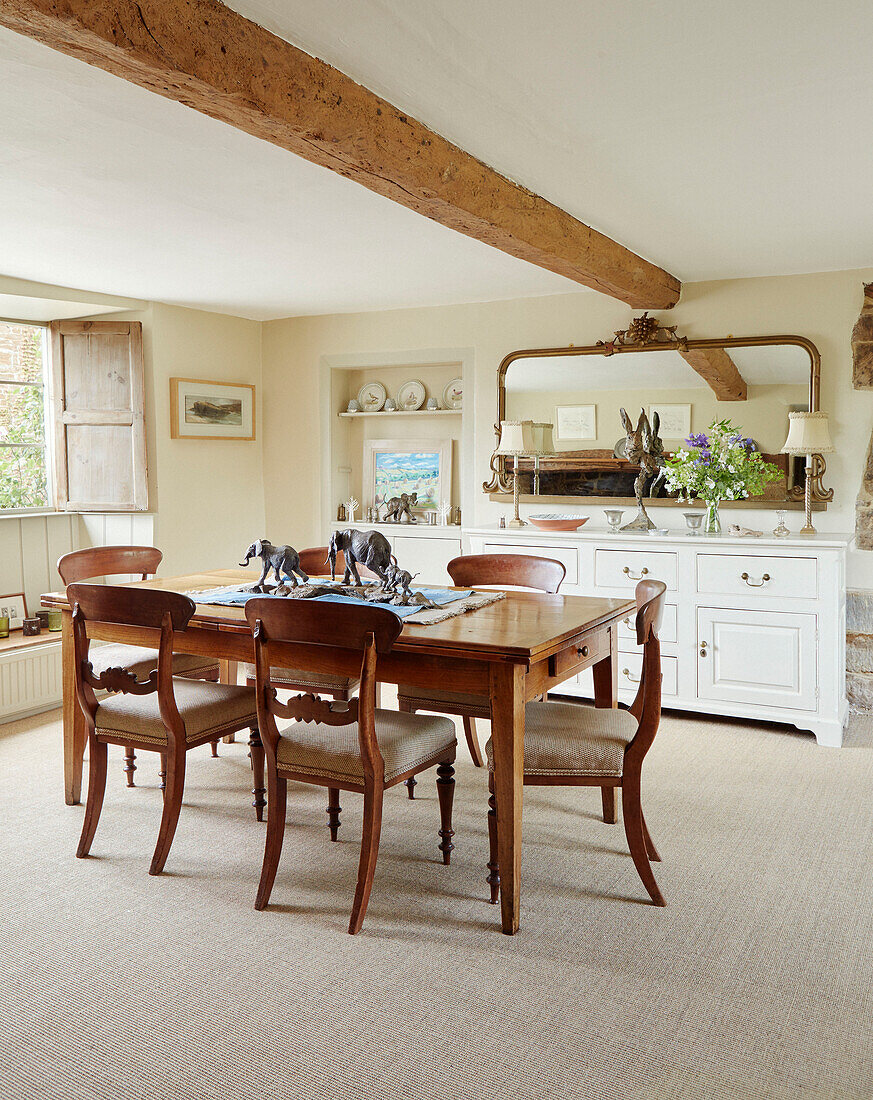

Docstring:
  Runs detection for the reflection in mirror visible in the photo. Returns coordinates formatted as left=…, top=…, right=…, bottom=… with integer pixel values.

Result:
left=503, top=345, right=811, bottom=501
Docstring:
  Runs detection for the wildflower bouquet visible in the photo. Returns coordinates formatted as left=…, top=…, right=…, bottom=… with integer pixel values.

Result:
left=663, top=418, right=781, bottom=531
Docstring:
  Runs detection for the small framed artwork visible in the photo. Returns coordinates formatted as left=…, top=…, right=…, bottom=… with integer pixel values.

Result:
left=170, top=378, right=256, bottom=440
left=0, top=592, right=28, bottom=631
left=555, top=404, right=597, bottom=441
left=648, top=403, right=692, bottom=439
left=363, top=439, right=452, bottom=513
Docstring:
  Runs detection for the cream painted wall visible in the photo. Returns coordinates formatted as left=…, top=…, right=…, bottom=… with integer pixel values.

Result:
left=1, top=278, right=265, bottom=596
left=261, top=267, right=873, bottom=587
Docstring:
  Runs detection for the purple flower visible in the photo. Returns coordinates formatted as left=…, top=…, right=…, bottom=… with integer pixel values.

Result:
left=685, top=432, right=709, bottom=448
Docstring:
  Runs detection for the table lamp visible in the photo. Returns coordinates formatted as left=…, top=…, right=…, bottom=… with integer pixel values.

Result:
left=495, top=419, right=536, bottom=527
left=530, top=421, right=555, bottom=496
left=781, top=411, right=834, bottom=535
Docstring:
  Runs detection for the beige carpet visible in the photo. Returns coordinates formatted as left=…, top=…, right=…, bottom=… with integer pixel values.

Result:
left=1, top=705, right=872, bottom=1100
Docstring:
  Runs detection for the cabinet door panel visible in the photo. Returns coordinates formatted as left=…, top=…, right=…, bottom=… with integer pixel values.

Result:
left=393, top=537, right=461, bottom=585
left=697, top=607, right=816, bottom=711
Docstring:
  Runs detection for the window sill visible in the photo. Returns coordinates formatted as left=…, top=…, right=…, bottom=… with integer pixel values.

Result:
left=0, top=508, right=155, bottom=521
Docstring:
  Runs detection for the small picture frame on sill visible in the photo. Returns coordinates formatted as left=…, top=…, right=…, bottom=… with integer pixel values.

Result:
left=169, top=378, right=256, bottom=440
left=0, top=592, right=28, bottom=632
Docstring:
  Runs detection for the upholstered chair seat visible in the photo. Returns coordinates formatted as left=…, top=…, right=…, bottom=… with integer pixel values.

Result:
left=241, top=662, right=357, bottom=695
left=485, top=703, right=637, bottom=779
left=96, top=679, right=257, bottom=745
left=276, top=709, right=456, bottom=785
left=92, top=643, right=219, bottom=682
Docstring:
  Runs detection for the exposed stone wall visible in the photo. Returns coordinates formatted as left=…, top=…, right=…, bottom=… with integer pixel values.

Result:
left=847, top=589, right=873, bottom=710
left=854, top=285, right=873, bottom=548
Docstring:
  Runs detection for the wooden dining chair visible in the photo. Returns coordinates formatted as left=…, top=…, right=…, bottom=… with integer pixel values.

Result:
left=58, top=546, right=222, bottom=786
left=241, top=546, right=377, bottom=703
left=397, top=553, right=566, bottom=790
left=70, top=583, right=262, bottom=875
left=245, top=598, right=458, bottom=934
left=485, top=579, right=668, bottom=908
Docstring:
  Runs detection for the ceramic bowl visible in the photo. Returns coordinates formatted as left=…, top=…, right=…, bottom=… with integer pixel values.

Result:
left=529, top=514, right=589, bottom=531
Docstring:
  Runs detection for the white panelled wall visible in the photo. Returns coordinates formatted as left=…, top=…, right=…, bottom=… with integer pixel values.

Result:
left=0, top=512, right=155, bottom=720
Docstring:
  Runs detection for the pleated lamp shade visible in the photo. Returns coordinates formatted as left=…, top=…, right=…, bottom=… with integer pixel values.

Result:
left=495, top=419, right=536, bottom=456
left=781, top=411, right=835, bottom=455
left=530, top=422, right=555, bottom=456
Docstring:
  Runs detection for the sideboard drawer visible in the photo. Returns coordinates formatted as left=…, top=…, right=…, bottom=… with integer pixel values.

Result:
left=594, top=549, right=678, bottom=591
left=619, top=652, right=678, bottom=697
left=481, top=541, right=578, bottom=585
left=697, top=554, right=817, bottom=600
left=617, top=602, right=678, bottom=645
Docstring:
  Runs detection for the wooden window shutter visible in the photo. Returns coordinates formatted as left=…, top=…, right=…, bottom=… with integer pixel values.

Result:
left=49, top=320, right=148, bottom=512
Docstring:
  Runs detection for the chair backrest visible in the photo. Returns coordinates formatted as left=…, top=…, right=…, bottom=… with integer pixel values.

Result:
left=245, top=598, right=403, bottom=783
left=296, top=545, right=377, bottom=581
left=447, top=553, right=565, bottom=593
left=625, top=578, right=667, bottom=766
left=58, top=545, right=163, bottom=585
left=67, top=583, right=196, bottom=745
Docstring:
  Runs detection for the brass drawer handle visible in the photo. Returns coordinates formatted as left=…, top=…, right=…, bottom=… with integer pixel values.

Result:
left=622, top=566, right=649, bottom=580
left=741, top=572, right=771, bottom=587
left=621, top=667, right=641, bottom=683
left=576, top=644, right=589, bottom=658
left=699, top=640, right=708, bottom=657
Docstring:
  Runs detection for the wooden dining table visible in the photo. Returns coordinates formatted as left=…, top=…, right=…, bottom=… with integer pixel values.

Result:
left=43, top=568, right=634, bottom=935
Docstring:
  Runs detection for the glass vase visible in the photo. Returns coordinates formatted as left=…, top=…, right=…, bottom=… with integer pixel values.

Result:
left=704, top=499, right=722, bottom=534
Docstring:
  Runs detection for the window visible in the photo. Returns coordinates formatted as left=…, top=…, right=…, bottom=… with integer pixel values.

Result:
left=0, top=321, right=50, bottom=510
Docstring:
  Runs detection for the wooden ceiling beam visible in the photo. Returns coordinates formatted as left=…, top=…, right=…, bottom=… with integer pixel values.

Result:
left=0, top=0, right=681, bottom=309
left=679, top=347, right=748, bottom=401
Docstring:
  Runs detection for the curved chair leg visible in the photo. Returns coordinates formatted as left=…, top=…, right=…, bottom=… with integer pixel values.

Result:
left=255, top=774, right=288, bottom=910
left=348, top=785, right=384, bottom=935
left=158, top=753, right=167, bottom=793
left=327, top=788, right=341, bottom=841
left=601, top=786, right=616, bottom=824
left=463, top=716, right=484, bottom=768
left=486, top=773, right=500, bottom=904
left=641, top=809, right=661, bottom=862
left=621, top=774, right=665, bottom=906
left=150, top=751, right=186, bottom=876
left=248, top=726, right=266, bottom=822
left=77, top=738, right=108, bottom=858
left=436, top=761, right=455, bottom=864
left=123, top=746, right=137, bottom=787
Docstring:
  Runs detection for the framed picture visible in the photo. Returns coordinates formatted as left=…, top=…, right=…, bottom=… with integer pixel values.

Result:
left=648, top=403, right=691, bottom=439
left=555, top=404, right=597, bottom=441
left=0, top=592, right=27, bottom=631
left=363, top=439, right=452, bottom=513
left=170, top=378, right=256, bottom=440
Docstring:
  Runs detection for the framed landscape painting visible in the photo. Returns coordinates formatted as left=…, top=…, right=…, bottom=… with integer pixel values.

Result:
left=363, top=439, right=452, bottom=514
left=170, top=378, right=256, bottom=440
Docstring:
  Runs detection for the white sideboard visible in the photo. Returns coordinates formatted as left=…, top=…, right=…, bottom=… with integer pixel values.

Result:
left=464, top=525, right=851, bottom=747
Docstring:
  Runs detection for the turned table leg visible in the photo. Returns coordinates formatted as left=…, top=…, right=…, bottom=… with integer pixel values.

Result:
left=62, top=609, right=86, bottom=806
left=489, top=661, right=525, bottom=935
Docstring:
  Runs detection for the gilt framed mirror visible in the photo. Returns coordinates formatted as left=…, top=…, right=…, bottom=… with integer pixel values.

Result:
left=484, top=315, right=831, bottom=511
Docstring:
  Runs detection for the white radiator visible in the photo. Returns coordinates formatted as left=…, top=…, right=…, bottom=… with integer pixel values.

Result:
left=0, top=642, right=63, bottom=721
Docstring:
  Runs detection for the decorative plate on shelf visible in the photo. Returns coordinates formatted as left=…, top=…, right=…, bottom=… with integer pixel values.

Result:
left=357, top=382, right=387, bottom=412
left=397, top=379, right=426, bottom=410
left=443, top=378, right=463, bottom=410
left=529, top=514, right=589, bottom=531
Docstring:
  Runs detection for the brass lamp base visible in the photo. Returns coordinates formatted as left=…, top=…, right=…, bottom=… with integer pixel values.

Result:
left=799, top=466, right=816, bottom=535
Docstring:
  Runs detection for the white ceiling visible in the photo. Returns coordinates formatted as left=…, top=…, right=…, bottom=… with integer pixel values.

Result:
left=1, top=0, right=872, bottom=318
